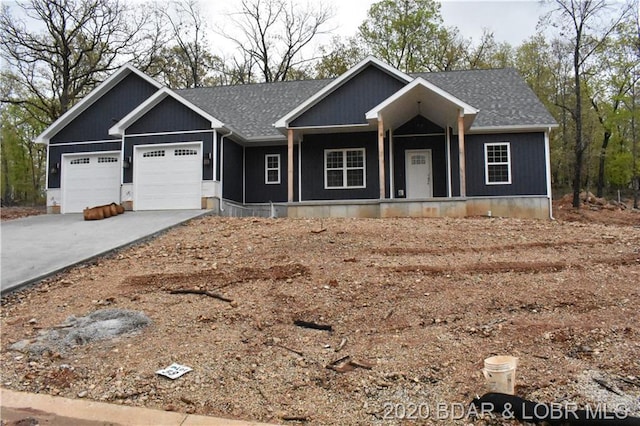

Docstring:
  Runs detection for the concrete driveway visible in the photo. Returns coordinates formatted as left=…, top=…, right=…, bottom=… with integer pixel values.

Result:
left=1, top=210, right=211, bottom=294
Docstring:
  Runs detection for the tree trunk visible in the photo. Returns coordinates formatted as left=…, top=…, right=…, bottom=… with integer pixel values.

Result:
left=572, top=48, right=583, bottom=209
left=596, top=131, right=611, bottom=198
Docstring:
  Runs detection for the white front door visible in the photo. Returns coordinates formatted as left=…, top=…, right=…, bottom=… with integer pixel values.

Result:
left=405, top=149, right=433, bottom=198
left=62, top=152, right=121, bottom=213
left=134, top=143, right=202, bottom=210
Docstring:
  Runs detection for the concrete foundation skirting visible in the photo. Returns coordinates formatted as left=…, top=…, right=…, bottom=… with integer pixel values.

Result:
left=285, top=196, right=551, bottom=220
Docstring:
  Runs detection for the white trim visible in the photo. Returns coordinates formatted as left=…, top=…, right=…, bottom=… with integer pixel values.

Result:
left=544, top=128, right=553, bottom=219
left=484, top=142, right=512, bottom=185
left=274, top=56, right=412, bottom=128
left=48, top=139, right=120, bottom=147
left=123, top=128, right=217, bottom=138
left=242, top=146, right=246, bottom=204
left=468, top=124, right=559, bottom=134
left=288, top=123, right=372, bottom=131
left=109, top=87, right=224, bottom=136
left=120, top=134, right=125, bottom=185
left=324, top=148, right=367, bottom=190
left=36, top=64, right=162, bottom=145
left=365, top=77, right=479, bottom=121
left=446, top=127, right=452, bottom=198
left=265, top=153, right=281, bottom=185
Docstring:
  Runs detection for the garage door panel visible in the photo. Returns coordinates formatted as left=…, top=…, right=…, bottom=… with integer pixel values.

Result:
left=134, top=144, right=201, bottom=210
left=62, top=154, right=121, bottom=213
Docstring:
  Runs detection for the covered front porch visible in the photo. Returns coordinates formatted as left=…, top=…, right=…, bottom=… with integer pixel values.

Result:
left=284, top=77, right=479, bottom=203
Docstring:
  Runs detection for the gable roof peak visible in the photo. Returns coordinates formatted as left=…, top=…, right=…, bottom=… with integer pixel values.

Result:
left=35, top=63, right=162, bottom=144
left=273, top=56, right=412, bottom=129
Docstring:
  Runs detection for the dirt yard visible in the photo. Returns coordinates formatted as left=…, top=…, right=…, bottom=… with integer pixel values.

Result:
left=1, top=212, right=639, bottom=425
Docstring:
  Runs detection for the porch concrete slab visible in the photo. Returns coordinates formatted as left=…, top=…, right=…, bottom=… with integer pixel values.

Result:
left=1, top=210, right=210, bottom=294
left=0, top=388, right=272, bottom=425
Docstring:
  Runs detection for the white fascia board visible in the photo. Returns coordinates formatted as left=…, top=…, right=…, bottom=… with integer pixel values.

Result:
left=365, top=77, right=479, bottom=120
left=35, top=63, right=162, bottom=145
left=109, top=87, right=225, bottom=136
left=468, top=123, right=560, bottom=134
left=273, top=56, right=413, bottom=129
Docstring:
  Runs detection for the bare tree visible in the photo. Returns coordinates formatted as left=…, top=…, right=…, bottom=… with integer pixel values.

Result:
left=0, top=0, right=149, bottom=124
left=154, top=0, right=220, bottom=88
left=544, top=0, right=631, bottom=208
left=225, top=0, right=333, bottom=82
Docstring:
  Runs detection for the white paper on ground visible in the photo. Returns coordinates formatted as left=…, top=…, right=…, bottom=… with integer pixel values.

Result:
left=156, top=363, right=193, bottom=379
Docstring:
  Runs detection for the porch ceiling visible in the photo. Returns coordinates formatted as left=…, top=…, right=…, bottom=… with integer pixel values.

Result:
left=366, top=77, right=478, bottom=131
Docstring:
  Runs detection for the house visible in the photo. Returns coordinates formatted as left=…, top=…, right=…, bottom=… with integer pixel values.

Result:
left=36, top=57, right=558, bottom=219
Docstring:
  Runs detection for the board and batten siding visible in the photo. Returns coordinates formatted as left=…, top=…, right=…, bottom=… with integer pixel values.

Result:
left=464, top=132, right=547, bottom=196
left=48, top=142, right=122, bottom=189
left=47, top=72, right=159, bottom=189
left=222, top=138, right=243, bottom=203
left=127, top=96, right=211, bottom=135
left=244, top=145, right=299, bottom=203
left=50, top=73, right=158, bottom=144
left=301, top=132, right=379, bottom=201
left=123, top=131, right=214, bottom=184
left=291, top=66, right=406, bottom=127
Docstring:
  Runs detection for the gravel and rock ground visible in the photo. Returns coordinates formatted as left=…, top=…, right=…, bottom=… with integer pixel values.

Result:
left=1, top=206, right=639, bottom=425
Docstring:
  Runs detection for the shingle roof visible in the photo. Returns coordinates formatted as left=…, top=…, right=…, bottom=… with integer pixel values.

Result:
left=414, top=68, right=557, bottom=128
left=177, top=67, right=555, bottom=141
left=177, top=79, right=331, bottom=140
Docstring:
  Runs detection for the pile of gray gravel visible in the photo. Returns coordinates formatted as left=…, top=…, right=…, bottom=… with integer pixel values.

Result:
left=10, top=309, right=151, bottom=355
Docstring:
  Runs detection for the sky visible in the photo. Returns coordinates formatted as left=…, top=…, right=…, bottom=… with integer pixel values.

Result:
left=204, top=0, right=553, bottom=56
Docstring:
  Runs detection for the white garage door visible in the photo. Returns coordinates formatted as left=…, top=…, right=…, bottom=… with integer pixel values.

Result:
left=62, top=153, right=121, bottom=213
left=134, top=143, right=201, bottom=210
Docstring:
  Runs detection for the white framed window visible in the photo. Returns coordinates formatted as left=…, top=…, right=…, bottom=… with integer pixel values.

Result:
left=265, top=154, right=280, bottom=184
left=324, top=148, right=366, bottom=189
left=70, top=157, right=90, bottom=165
left=174, top=148, right=197, bottom=156
left=485, top=142, right=511, bottom=184
left=143, top=150, right=165, bottom=158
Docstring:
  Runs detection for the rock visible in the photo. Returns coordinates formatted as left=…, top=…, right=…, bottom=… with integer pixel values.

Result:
left=28, top=318, right=37, bottom=324
left=77, top=390, right=88, bottom=398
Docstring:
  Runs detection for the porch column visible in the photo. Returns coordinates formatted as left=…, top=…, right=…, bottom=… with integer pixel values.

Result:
left=288, top=129, right=294, bottom=202
left=457, top=112, right=466, bottom=197
left=378, top=115, right=385, bottom=199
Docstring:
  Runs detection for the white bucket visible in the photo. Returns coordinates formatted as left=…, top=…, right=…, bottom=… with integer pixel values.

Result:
left=482, top=355, right=518, bottom=394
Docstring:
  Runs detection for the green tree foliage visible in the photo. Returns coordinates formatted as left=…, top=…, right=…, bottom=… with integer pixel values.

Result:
left=314, top=36, right=366, bottom=79
left=358, top=0, right=443, bottom=73
left=0, top=80, right=47, bottom=204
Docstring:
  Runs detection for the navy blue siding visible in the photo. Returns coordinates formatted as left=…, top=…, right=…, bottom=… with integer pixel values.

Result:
left=395, top=115, right=444, bottom=135
left=301, top=132, right=379, bottom=200
left=450, top=129, right=461, bottom=196
left=244, top=145, right=299, bottom=203
left=291, top=66, right=406, bottom=127
left=123, top=132, right=214, bottom=183
left=392, top=135, right=447, bottom=198
left=48, top=142, right=121, bottom=188
left=465, top=132, right=547, bottom=196
left=127, top=97, right=211, bottom=134
left=223, top=139, right=243, bottom=203
left=50, top=73, right=158, bottom=144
